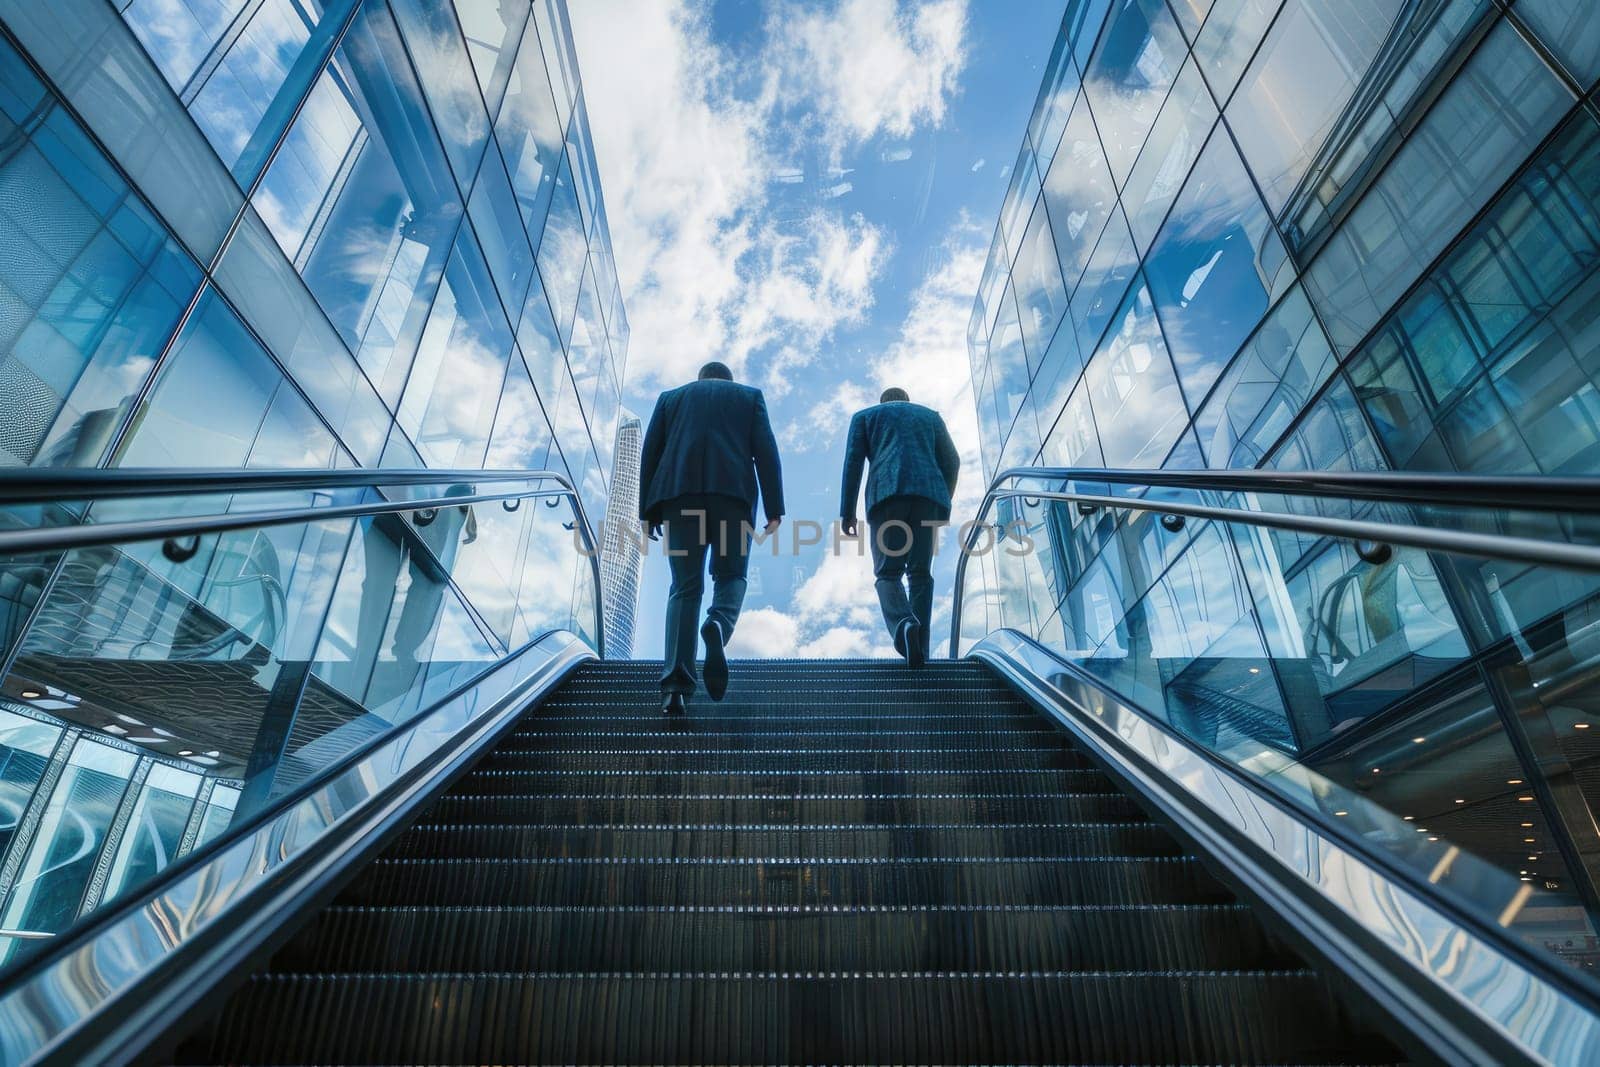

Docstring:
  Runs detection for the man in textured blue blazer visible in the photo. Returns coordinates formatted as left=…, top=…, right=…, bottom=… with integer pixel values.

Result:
left=840, top=387, right=960, bottom=666
left=640, top=362, right=785, bottom=714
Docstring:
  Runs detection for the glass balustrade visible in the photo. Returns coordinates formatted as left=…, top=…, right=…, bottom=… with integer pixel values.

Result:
left=956, top=473, right=1600, bottom=980
left=0, top=474, right=598, bottom=969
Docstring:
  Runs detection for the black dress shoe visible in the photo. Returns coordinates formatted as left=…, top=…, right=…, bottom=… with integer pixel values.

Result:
left=701, top=620, right=729, bottom=701
left=902, top=620, right=925, bottom=668
left=662, top=692, right=686, bottom=716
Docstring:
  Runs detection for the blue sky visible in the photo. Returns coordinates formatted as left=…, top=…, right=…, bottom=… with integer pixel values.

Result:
left=570, top=0, right=1064, bottom=658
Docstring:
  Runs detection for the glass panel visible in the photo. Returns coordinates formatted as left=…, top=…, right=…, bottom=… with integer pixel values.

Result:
left=493, top=12, right=565, bottom=249
left=452, top=0, right=530, bottom=117
left=396, top=231, right=513, bottom=470
left=251, top=0, right=463, bottom=407
left=1042, top=93, right=1117, bottom=293
left=0, top=0, right=242, bottom=259
left=119, top=0, right=247, bottom=89
left=391, top=0, right=491, bottom=188
left=1304, top=19, right=1574, bottom=352
left=0, top=740, right=135, bottom=944
left=485, top=349, right=556, bottom=470
left=118, top=289, right=337, bottom=470
left=1194, top=286, right=1337, bottom=467
left=1081, top=0, right=1187, bottom=183
left=0, top=44, right=202, bottom=469
left=1516, top=0, right=1600, bottom=89
left=0, top=712, right=60, bottom=862
left=535, top=152, right=587, bottom=343
left=1145, top=128, right=1295, bottom=403
left=214, top=210, right=393, bottom=465
left=1122, top=58, right=1216, bottom=254
left=173, top=0, right=356, bottom=185
left=1193, top=0, right=1283, bottom=104
left=988, top=284, right=1029, bottom=434
left=1025, top=30, right=1081, bottom=176
left=1012, top=199, right=1069, bottom=369
left=1068, top=205, right=1137, bottom=359
left=1083, top=281, right=1188, bottom=468
left=100, top=763, right=201, bottom=906
left=1226, top=0, right=1399, bottom=213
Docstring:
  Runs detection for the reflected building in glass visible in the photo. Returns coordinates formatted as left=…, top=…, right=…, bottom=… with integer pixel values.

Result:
left=966, top=0, right=1600, bottom=956
left=0, top=0, right=624, bottom=946
left=599, top=412, right=643, bottom=657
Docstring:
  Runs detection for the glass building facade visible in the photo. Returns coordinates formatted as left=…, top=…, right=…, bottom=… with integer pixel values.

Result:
left=964, top=0, right=1600, bottom=965
left=0, top=0, right=623, bottom=950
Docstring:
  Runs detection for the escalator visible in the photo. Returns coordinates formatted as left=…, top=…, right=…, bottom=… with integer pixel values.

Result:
left=4, top=464, right=1600, bottom=1063
left=176, top=659, right=1398, bottom=1064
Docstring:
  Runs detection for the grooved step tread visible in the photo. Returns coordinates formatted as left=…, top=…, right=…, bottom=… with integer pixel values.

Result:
left=277, top=902, right=1292, bottom=973
left=187, top=971, right=1390, bottom=1064
left=180, top=660, right=1399, bottom=1064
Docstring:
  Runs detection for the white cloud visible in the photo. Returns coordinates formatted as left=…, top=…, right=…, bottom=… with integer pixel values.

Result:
left=772, top=0, right=969, bottom=151
left=569, top=0, right=964, bottom=391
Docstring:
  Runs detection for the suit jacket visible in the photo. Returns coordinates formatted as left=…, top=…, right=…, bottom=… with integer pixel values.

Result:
left=639, top=379, right=785, bottom=523
left=840, top=401, right=960, bottom=523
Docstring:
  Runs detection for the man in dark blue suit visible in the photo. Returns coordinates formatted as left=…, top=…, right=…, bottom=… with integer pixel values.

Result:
left=840, top=387, right=960, bottom=667
left=640, top=362, right=785, bottom=714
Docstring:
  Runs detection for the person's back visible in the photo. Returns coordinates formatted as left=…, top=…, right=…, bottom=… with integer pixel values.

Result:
left=640, top=378, right=777, bottom=520
left=641, top=362, right=784, bottom=714
left=839, top=388, right=959, bottom=667
left=842, top=401, right=960, bottom=521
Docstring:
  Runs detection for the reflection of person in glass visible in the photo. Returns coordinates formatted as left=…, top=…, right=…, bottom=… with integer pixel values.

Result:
left=354, top=486, right=476, bottom=708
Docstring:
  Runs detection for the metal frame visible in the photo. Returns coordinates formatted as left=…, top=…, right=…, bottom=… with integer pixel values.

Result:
left=974, top=629, right=1600, bottom=1064
left=950, top=464, right=1600, bottom=658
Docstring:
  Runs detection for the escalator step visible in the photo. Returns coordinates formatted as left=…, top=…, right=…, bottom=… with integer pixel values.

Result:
left=474, top=748, right=1095, bottom=772
left=497, top=727, right=1069, bottom=750
left=387, top=822, right=1185, bottom=859
left=180, top=660, right=1400, bottom=1064
left=456, top=769, right=1119, bottom=795
left=341, top=855, right=1227, bottom=908
left=275, top=902, right=1293, bottom=973
left=187, top=971, right=1392, bottom=1064
left=420, top=791, right=1153, bottom=825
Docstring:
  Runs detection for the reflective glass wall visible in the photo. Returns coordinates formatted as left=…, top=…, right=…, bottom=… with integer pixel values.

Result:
left=0, top=0, right=623, bottom=951
left=966, top=0, right=1600, bottom=969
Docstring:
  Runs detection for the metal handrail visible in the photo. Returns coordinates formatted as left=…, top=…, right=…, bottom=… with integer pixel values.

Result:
left=0, top=467, right=605, bottom=658
left=984, top=464, right=1600, bottom=512
left=949, top=465, right=1600, bottom=657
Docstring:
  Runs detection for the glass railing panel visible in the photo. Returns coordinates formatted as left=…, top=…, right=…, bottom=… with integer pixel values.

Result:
left=0, top=472, right=598, bottom=969
left=960, top=477, right=1600, bottom=979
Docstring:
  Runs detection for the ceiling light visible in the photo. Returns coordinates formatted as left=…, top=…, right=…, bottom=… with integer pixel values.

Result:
left=1333, top=810, right=1348, bottom=817
left=1519, top=796, right=1535, bottom=802
left=1521, top=822, right=1533, bottom=828
left=178, top=750, right=193, bottom=757
left=1428, top=836, right=1439, bottom=842
left=1508, top=779, right=1523, bottom=785
left=1455, top=799, right=1466, bottom=804
left=19, top=688, right=42, bottom=700
left=1372, top=768, right=1381, bottom=774
left=1247, top=667, right=1260, bottom=674
left=1402, top=815, right=1414, bottom=821
left=1576, top=723, right=1591, bottom=730
left=1525, top=838, right=1536, bottom=843
left=103, top=724, right=127, bottom=735
left=1412, top=736, right=1426, bottom=744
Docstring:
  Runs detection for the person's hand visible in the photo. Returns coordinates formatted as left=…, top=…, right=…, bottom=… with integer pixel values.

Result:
left=764, top=517, right=782, bottom=537
left=841, top=518, right=858, bottom=538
